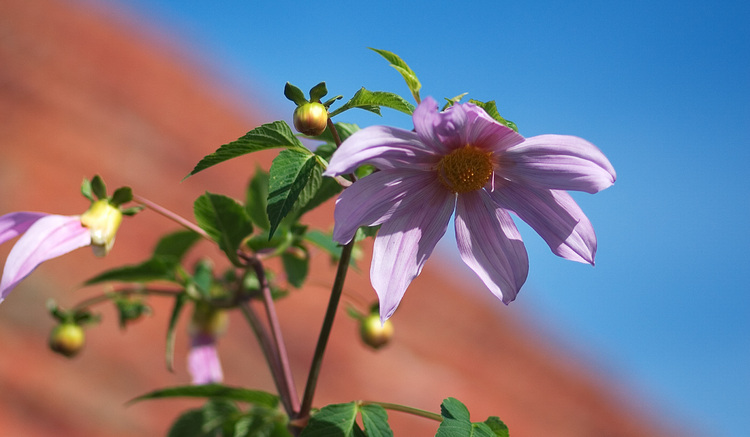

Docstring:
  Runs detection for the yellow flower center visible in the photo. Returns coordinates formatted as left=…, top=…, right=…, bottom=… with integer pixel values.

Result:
left=436, top=146, right=494, bottom=193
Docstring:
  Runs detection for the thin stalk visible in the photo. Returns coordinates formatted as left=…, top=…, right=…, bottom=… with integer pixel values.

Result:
left=297, top=240, right=355, bottom=420
left=240, top=253, right=300, bottom=415
left=72, top=287, right=181, bottom=312
left=239, top=300, right=295, bottom=415
left=359, top=401, right=443, bottom=422
left=134, top=194, right=210, bottom=240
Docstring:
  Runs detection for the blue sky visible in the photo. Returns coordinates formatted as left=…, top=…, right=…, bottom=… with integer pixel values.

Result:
left=99, top=0, right=749, bottom=435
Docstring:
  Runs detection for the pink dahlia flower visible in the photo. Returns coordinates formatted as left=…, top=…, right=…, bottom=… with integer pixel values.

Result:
left=324, top=97, right=616, bottom=321
left=0, top=200, right=123, bottom=303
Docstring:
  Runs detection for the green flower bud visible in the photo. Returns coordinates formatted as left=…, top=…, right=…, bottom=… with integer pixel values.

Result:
left=359, top=313, right=394, bottom=349
left=49, top=323, right=85, bottom=357
left=80, top=199, right=123, bottom=257
left=293, top=102, right=328, bottom=136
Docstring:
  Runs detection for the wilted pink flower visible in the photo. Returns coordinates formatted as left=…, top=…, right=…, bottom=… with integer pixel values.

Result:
left=0, top=200, right=122, bottom=303
left=188, top=332, right=224, bottom=385
left=324, top=97, right=616, bottom=321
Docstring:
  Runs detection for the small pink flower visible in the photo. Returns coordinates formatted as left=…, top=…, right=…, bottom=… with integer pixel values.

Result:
left=324, top=97, right=616, bottom=322
left=188, top=332, right=224, bottom=385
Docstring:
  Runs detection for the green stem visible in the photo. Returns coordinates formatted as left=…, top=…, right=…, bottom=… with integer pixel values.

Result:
left=297, top=239, right=355, bottom=421
left=134, top=194, right=211, bottom=241
left=72, top=287, right=181, bottom=312
left=359, top=400, right=443, bottom=422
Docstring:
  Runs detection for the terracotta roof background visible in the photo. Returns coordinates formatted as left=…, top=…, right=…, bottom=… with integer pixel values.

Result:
left=0, top=0, right=686, bottom=435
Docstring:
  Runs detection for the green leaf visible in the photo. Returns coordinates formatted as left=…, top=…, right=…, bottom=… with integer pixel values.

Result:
left=369, top=48, right=422, bottom=102
left=153, top=230, right=202, bottom=263
left=309, top=82, right=328, bottom=102
left=284, top=82, right=308, bottom=105
left=110, top=186, right=133, bottom=206
left=112, top=296, right=151, bottom=329
left=468, top=100, right=518, bottom=132
left=281, top=247, right=308, bottom=288
left=84, top=257, right=177, bottom=285
left=266, top=149, right=318, bottom=238
left=360, top=404, right=393, bottom=437
left=292, top=175, right=342, bottom=220
left=246, top=168, right=271, bottom=230
left=482, top=417, right=509, bottom=437
left=436, top=398, right=497, bottom=437
left=186, top=121, right=306, bottom=178
left=168, top=409, right=206, bottom=437
left=129, top=384, right=279, bottom=408
left=202, top=399, right=241, bottom=434
left=299, top=402, right=358, bottom=437
left=165, top=292, right=188, bottom=372
left=194, top=192, right=254, bottom=265
left=329, top=88, right=415, bottom=118
left=91, top=175, right=107, bottom=200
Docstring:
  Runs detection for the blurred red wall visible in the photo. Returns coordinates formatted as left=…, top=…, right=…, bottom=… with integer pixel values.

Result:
left=0, top=0, right=683, bottom=435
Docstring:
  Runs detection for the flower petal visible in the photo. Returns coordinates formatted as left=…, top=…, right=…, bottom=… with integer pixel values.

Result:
left=502, top=134, right=616, bottom=193
left=331, top=169, right=438, bottom=244
left=463, top=104, right=525, bottom=154
left=412, top=96, right=466, bottom=153
left=455, top=190, right=529, bottom=304
left=0, top=215, right=91, bottom=302
left=370, top=182, right=455, bottom=322
left=188, top=333, right=223, bottom=385
left=323, top=125, right=437, bottom=176
left=0, top=212, right=49, bottom=245
left=490, top=182, right=597, bottom=264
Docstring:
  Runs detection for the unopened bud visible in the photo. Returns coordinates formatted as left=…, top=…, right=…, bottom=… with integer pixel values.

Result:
left=359, top=313, right=394, bottom=349
left=293, top=102, right=328, bottom=136
left=49, top=323, right=85, bottom=357
left=190, top=303, right=229, bottom=337
left=80, top=199, right=122, bottom=257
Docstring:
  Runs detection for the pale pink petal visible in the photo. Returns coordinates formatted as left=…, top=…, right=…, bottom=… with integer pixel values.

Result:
left=490, top=181, right=597, bottom=264
left=188, top=333, right=223, bottom=385
left=370, top=183, right=455, bottom=322
left=502, top=134, right=616, bottom=193
left=0, top=215, right=91, bottom=302
left=323, top=126, right=437, bottom=176
left=331, top=169, right=438, bottom=244
left=455, top=190, right=529, bottom=304
left=0, top=212, right=49, bottom=245
left=412, top=97, right=469, bottom=153
left=462, top=104, right=525, bottom=154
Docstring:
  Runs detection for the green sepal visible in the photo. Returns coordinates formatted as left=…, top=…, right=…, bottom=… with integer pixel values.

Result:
left=81, top=178, right=95, bottom=202
left=309, top=82, right=328, bottom=102
left=284, top=82, right=308, bottom=106
left=90, top=175, right=108, bottom=200
left=369, top=48, right=422, bottom=103
left=329, top=88, right=415, bottom=118
left=194, top=192, right=254, bottom=266
left=129, top=383, right=279, bottom=408
left=111, top=294, right=151, bottom=329
left=321, top=95, right=343, bottom=108
left=165, top=291, right=188, bottom=372
left=266, top=149, right=318, bottom=238
left=186, top=121, right=306, bottom=178
left=468, top=100, right=518, bottom=132
left=84, top=257, right=178, bottom=285
left=120, top=205, right=144, bottom=216
left=110, top=186, right=133, bottom=207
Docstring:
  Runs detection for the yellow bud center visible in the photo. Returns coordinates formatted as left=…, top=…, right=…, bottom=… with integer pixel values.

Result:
left=436, top=146, right=494, bottom=193
left=80, top=199, right=123, bottom=257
